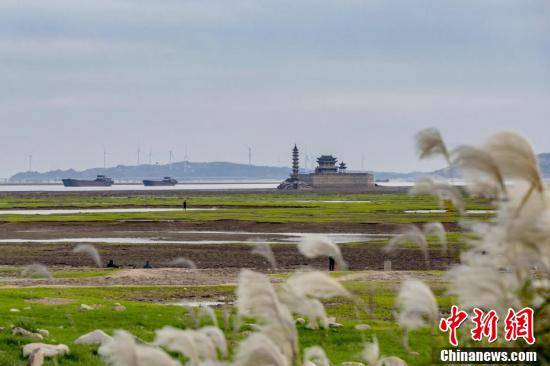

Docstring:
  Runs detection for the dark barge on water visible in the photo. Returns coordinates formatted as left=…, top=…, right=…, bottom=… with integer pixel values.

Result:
left=142, top=177, right=178, bottom=186
left=62, top=175, right=114, bottom=187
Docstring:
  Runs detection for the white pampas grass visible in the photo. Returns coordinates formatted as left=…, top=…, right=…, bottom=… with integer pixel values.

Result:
left=303, top=346, right=330, bottom=366
left=154, top=326, right=225, bottom=364
left=446, top=265, right=520, bottom=315
left=385, top=225, right=428, bottom=262
left=423, top=222, right=447, bottom=255
left=362, top=337, right=380, bottom=366
left=451, top=145, right=506, bottom=197
left=396, top=279, right=438, bottom=353
left=74, top=329, right=112, bottom=345
left=484, top=131, right=543, bottom=192
left=415, top=128, right=450, bottom=163
left=396, top=279, right=438, bottom=331
left=235, top=270, right=297, bottom=362
left=298, top=235, right=347, bottom=270
left=362, top=337, right=407, bottom=366
left=251, top=243, right=278, bottom=269
left=99, top=330, right=180, bottom=366
left=286, top=271, right=351, bottom=299
left=199, top=326, right=228, bottom=358
left=234, top=332, right=289, bottom=366
left=278, top=285, right=329, bottom=329
left=199, top=305, right=219, bottom=327
left=72, top=244, right=102, bottom=267
left=409, top=177, right=464, bottom=213
left=169, top=257, right=198, bottom=269
left=278, top=272, right=350, bottom=329
left=21, top=263, right=52, bottom=279
left=184, top=304, right=219, bottom=328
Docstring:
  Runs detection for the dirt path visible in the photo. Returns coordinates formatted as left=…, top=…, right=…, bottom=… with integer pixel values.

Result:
left=0, top=268, right=445, bottom=288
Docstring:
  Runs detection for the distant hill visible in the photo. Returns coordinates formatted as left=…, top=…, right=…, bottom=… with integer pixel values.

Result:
left=9, top=161, right=291, bottom=182
left=372, top=153, right=550, bottom=181
left=9, top=153, right=550, bottom=183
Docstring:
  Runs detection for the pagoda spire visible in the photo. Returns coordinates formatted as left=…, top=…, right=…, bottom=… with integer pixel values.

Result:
left=292, top=144, right=300, bottom=179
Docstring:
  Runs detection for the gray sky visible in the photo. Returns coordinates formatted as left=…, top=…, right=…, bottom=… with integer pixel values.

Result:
left=1, top=0, right=549, bottom=178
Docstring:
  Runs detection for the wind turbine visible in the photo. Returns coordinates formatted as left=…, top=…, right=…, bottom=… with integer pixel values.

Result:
left=247, top=146, right=252, bottom=166
left=102, top=146, right=108, bottom=170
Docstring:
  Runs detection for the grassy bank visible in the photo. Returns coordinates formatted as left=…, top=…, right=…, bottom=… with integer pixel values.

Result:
left=0, top=192, right=493, bottom=224
left=0, top=274, right=451, bottom=365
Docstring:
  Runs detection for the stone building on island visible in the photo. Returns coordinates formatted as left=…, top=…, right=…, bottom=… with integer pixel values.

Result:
left=278, top=145, right=374, bottom=189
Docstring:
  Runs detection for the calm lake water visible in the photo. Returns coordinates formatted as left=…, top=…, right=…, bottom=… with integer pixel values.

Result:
left=0, top=182, right=279, bottom=192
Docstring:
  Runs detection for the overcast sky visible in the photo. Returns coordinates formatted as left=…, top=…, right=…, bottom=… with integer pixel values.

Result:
left=1, top=0, right=549, bottom=178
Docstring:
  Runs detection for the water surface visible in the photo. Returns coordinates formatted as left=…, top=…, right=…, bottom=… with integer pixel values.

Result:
left=0, top=207, right=218, bottom=215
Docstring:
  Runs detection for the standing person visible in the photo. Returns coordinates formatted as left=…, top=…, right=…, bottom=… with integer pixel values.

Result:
left=328, top=256, right=335, bottom=271
left=182, top=200, right=187, bottom=210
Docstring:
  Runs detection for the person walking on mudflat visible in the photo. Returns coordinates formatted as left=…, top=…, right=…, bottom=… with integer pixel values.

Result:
left=182, top=200, right=187, bottom=210
left=328, top=256, right=335, bottom=271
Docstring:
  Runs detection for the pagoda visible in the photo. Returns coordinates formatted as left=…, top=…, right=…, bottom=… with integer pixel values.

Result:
left=315, top=155, right=338, bottom=174
left=291, top=144, right=300, bottom=179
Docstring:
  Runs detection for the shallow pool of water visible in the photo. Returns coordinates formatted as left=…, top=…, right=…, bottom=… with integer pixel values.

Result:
left=296, top=200, right=372, bottom=203
left=0, top=183, right=279, bottom=192
left=404, top=209, right=494, bottom=214
left=0, top=207, right=218, bottom=215
left=170, top=300, right=228, bottom=307
left=0, top=231, right=388, bottom=245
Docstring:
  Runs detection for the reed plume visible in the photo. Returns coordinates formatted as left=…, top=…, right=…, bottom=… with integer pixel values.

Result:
left=396, top=279, right=438, bottom=352
left=298, top=235, right=347, bottom=270
left=169, top=257, right=198, bottom=269
left=235, top=269, right=298, bottom=363
left=250, top=242, right=278, bottom=269
left=415, top=128, right=450, bottom=163
left=423, top=222, right=447, bottom=255
left=21, top=263, right=52, bottom=279
left=72, top=244, right=102, bottom=267
left=233, top=332, right=289, bottom=366
left=451, top=145, right=507, bottom=197
left=153, top=326, right=224, bottom=364
left=303, top=346, right=330, bottom=366
left=385, top=225, right=429, bottom=262
left=362, top=336, right=407, bottom=366
left=199, top=305, right=219, bottom=327
left=286, top=271, right=351, bottom=299
left=278, top=271, right=350, bottom=329
left=484, top=131, right=543, bottom=192
left=409, top=176, right=464, bottom=213
left=99, top=330, right=180, bottom=366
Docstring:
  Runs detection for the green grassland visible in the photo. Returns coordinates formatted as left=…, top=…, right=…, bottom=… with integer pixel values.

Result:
left=0, top=275, right=452, bottom=365
left=0, top=192, right=490, bottom=365
left=0, top=192, right=493, bottom=224
left=0, top=268, right=120, bottom=279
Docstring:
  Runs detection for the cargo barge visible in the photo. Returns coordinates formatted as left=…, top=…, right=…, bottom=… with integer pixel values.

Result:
left=142, top=177, right=178, bottom=186
left=62, top=175, right=114, bottom=187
